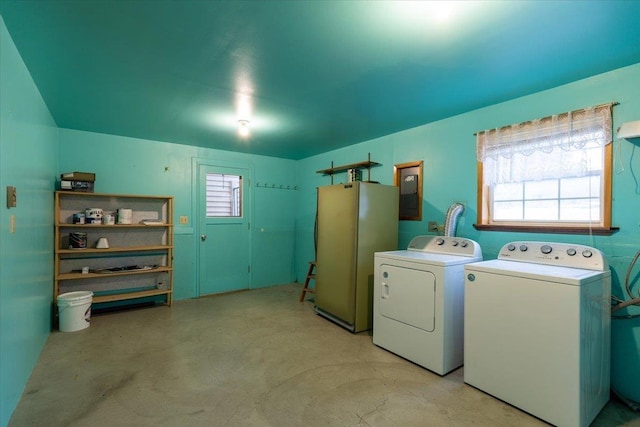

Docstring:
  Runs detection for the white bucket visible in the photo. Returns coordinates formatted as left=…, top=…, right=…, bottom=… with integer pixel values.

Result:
left=57, top=291, right=93, bottom=332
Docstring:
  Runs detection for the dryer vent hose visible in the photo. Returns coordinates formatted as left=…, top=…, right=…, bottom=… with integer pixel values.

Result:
left=443, top=203, right=465, bottom=237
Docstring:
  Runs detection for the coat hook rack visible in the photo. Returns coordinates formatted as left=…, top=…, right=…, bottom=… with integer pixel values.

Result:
left=254, top=182, right=299, bottom=190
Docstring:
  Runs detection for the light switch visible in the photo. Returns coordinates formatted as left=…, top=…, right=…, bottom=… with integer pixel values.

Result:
left=6, top=186, right=16, bottom=208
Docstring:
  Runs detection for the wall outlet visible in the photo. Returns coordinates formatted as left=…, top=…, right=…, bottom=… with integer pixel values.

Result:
left=179, top=216, right=188, bottom=224
left=6, top=186, right=16, bottom=208
left=428, top=221, right=439, bottom=232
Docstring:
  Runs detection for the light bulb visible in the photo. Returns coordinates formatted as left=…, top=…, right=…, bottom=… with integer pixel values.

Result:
left=238, top=120, right=250, bottom=138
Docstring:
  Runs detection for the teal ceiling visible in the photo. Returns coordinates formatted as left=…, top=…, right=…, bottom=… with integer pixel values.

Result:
left=1, top=1, right=639, bottom=160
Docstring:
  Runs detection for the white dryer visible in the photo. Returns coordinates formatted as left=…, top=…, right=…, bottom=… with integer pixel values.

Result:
left=373, top=236, right=482, bottom=375
left=464, top=241, right=611, bottom=427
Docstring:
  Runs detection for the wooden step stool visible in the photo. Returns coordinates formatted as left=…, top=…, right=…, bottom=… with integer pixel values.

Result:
left=299, top=261, right=316, bottom=302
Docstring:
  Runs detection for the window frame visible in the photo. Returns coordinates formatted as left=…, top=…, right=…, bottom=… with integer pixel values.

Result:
left=474, top=138, right=617, bottom=235
left=205, top=173, right=243, bottom=219
left=393, top=160, right=423, bottom=221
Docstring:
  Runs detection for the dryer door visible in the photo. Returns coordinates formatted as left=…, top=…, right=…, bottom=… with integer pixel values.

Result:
left=379, top=264, right=436, bottom=332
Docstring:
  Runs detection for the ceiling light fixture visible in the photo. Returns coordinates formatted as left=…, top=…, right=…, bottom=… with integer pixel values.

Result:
left=432, top=1, right=455, bottom=22
left=238, top=120, right=250, bottom=138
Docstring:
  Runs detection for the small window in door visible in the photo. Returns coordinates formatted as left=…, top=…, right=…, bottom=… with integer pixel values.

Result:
left=206, top=173, right=242, bottom=217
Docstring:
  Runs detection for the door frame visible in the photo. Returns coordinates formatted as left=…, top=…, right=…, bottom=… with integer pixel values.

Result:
left=191, top=157, right=253, bottom=298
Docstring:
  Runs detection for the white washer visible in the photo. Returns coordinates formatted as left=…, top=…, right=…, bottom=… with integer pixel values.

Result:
left=373, top=236, right=482, bottom=375
left=464, top=241, right=611, bottom=427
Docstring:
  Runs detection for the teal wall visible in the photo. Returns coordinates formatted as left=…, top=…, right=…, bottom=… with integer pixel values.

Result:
left=57, top=129, right=298, bottom=298
left=0, top=17, right=58, bottom=427
left=296, top=63, right=640, bottom=402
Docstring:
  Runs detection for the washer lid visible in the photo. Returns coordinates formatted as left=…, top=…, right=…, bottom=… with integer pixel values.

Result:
left=465, top=259, right=610, bottom=285
left=376, top=250, right=482, bottom=266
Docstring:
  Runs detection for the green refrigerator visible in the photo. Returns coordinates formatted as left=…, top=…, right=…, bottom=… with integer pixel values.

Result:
left=315, top=182, right=399, bottom=332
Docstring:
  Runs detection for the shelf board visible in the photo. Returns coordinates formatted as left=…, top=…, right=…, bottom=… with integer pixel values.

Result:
left=55, top=190, right=174, bottom=200
left=57, top=245, right=172, bottom=254
left=57, top=266, right=172, bottom=280
left=316, top=160, right=381, bottom=175
left=56, top=223, right=172, bottom=228
left=92, top=288, right=172, bottom=304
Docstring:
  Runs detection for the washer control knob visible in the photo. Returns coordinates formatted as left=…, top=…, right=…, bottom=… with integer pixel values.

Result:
left=436, top=238, right=445, bottom=245
left=541, top=245, right=553, bottom=254
left=460, top=241, right=468, bottom=248
left=582, top=249, right=593, bottom=258
left=507, top=244, right=516, bottom=251
left=519, top=244, right=528, bottom=252
left=566, top=248, right=577, bottom=256
left=452, top=240, right=459, bottom=246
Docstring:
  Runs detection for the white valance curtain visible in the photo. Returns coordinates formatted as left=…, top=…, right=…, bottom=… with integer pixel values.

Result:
left=476, top=103, right=613, bottom=184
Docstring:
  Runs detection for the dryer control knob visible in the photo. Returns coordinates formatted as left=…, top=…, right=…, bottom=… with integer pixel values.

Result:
left=436, top=238, right=445, bottom=245
left=541, top=245, right=553, bottom=254
left=582, top=249, right=593, bottom=258
left=452, top=240, right=459, bottom=246
left=520, top=244, right=528, bottom=252
left=460, top=241, right=468, bottom=248
left=507, top=244, right=516, bottom=251
left=566, top=248, right=577, bottom=256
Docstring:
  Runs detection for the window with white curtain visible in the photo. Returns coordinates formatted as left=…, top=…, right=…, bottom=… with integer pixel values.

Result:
left=206, top=173, right=242, bottom=217
left=475, top=103, right=613, bottom=231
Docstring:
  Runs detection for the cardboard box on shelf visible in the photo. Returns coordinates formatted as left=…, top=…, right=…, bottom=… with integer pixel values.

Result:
left=60, top=172, right=95, bottom=182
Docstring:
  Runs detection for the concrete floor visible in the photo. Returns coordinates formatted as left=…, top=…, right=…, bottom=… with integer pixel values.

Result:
left=9, top=284, right=640, bottom=427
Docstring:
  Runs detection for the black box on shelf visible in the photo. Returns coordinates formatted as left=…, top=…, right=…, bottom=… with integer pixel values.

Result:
left=60, top=180, right=94, bottom=192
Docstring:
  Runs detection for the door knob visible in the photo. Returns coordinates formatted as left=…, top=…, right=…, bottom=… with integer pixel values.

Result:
left=201, top=234, right=207, bottom=241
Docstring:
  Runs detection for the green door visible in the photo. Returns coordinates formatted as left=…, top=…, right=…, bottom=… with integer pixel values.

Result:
left=198, top=164, right=251, bottom=296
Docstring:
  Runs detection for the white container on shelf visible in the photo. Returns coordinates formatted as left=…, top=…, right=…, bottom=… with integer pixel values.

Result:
left=117, top=208, right=133, bottom=224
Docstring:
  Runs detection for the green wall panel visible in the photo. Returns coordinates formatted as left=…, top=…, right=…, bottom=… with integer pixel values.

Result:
left=0, top=17, right=58, bottom=427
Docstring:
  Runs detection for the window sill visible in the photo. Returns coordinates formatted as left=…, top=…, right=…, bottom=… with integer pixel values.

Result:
left=473, top=224, right=619, bottom=236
